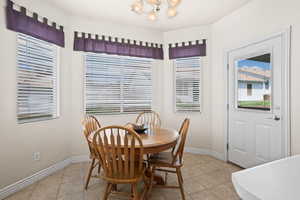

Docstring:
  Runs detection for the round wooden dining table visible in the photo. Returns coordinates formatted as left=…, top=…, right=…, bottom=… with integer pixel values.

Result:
left=133, top=128, right=179, bottom=154
left=89, top=127, right=179, bottom=154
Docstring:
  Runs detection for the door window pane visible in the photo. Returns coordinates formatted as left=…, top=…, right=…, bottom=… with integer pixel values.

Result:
left=237, top=53, right=271, bottom=111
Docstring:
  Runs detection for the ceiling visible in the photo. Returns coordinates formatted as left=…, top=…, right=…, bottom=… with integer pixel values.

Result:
left=48, top=0, right=251, bottom=31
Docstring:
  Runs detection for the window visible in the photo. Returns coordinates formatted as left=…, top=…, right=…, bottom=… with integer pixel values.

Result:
left=237, top=53, right=271, bottom=111
left=17, top=34, right=59, bottom=123
left=174, top=57, right=201, bottom=112
left=265, top=80, right=269, bottom=89
left=85, top=53, right=153, bottom=115
left=247, top=83, right=252, bottom=96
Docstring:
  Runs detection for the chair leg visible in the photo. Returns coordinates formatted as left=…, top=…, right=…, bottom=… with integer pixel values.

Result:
left=132, top=183, right=140, bottom=200
left=84, top=158, right=95, bottom=190
left=141, top=174, right=150, bottom=200
left=112, top=184, right=118, bottom=191
left=147, top=166, right=155, bottom=198
left=98, top=162, right=101, bottom=174
left=179, top=170, right=184, bottom=183
left=165, top=172, right=168, bottom=184
left=103, top=183, right=112, bottom=200
left=176, top=168, right=185, bottom=200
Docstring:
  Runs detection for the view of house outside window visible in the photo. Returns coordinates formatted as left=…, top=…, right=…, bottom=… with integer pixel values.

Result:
left=236, top=53, right=271, bottom=111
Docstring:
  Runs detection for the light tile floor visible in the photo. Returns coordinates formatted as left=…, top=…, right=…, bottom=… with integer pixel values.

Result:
left=5, top=153, right=242, bottom=200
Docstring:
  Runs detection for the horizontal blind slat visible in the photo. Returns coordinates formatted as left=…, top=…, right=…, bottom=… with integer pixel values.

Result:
left=17, top=33, right=58, bottom=123
left=85, top=53, right=152, bottom=114
left=175, top=57, right=201, bottom=112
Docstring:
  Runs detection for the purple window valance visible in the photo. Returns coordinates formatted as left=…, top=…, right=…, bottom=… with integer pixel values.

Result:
left=169, top=39, right=206, bottom=59
left=73, top=32, right=164, bottom=60
left=6, top=0, right=65, bottom=47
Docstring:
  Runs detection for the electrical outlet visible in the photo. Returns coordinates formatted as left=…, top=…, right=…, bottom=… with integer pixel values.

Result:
left=33, top=152, right=40, bottom=161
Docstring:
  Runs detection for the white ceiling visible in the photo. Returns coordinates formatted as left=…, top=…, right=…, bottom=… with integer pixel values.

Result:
left=48, top=0, right=251, bottom=31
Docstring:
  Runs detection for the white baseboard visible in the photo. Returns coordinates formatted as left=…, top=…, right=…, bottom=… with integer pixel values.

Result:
left=210, top=151, right=226, bottom=161
left=70, top=155, right=90, bottom=163
left=185, top=147, right=211, bottom=155
left=0, top=149, right=225, bottom=200
left=185, top=147, right=225, bottom=161
left=0, top=158, right=70, bottom=200
left=0, top=155, right=93, bottom=200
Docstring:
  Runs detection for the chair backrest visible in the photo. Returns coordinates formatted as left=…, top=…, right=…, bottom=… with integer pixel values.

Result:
left=136, top=111, right=161, bottom=129
left=92, top=126, right=144, bottom=180
left=82, top=115, right=101, bottom=157
left=172, top=118, right=190, bottom=164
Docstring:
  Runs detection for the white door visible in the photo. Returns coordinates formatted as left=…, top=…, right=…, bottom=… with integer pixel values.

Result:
left=227, top=32, right=290, bottom=168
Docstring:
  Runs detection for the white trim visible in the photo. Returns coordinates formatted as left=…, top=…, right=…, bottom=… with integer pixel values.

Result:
left=224, top=27, right=292, bottom=163
left=56, top=45, right=61, bottom=119
left=0, top=155, right=92, bottom=200
left=185, top=147, right=225, bottom=161
left=185, top=147, right=211, bottom=155
left=70, top=155, right=90, bottom=163
left=210, top=151, right=226, bottom=161
left=0, top=158, right=70, bottom=200
left=0, top=148, right=226, bottom=200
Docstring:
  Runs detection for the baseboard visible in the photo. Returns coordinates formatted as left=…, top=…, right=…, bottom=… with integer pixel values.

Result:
left=185, top=147, right=225, bottom=161
left=0, top=155, right=93, bottom=200
left=70, top=155, right=90, bottom=163
left=0, top=158, right=70, bottom=200
left=210, top=151, right=226, bottom=161
left=185, top=147, right=211, bottom=155
left=0, top=149, right=224, bottom=200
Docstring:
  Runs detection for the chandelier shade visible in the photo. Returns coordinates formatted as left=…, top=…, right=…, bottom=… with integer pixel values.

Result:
left=131, top=0, right=181, bottom=20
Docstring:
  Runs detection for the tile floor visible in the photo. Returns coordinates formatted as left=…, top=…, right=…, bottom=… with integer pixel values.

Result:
left=4, top=153, right=242, bottom=200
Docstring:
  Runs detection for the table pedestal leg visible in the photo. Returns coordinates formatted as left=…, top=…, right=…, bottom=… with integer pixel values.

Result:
left=145, top=168, right=165, bottom=185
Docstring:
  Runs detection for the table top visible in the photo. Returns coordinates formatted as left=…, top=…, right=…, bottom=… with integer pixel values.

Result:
left=232, top=155, right=300, bottom=200
left=89, top=128, right=179, bottom=154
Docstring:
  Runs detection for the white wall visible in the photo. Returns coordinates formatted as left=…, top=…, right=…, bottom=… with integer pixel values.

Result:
left=162, top=26, right=212, bottom=150
left=0, top=0, right=164, bottom=189
left=210, top=0, right=300, bottom=155
left=4, top=0, right=300, bottom=191
left=0, top=0, right=213, bottom=189
left=0, top=0, right=72, bottom=189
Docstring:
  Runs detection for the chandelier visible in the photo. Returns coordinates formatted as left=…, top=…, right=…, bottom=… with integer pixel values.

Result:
left=131, top=0, right=181, bottom=21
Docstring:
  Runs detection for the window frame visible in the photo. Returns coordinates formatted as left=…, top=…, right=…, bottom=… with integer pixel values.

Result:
left=83, top=53, right=154, bottom=115
left=16, top=33, right=60, bottom=124
left=173, top=56, right=202, bottom=113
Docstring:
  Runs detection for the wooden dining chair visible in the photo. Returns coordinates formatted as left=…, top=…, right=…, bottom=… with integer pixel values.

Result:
left=82, top=115, right=101, bottom=190
left=136, top=111, right=161, bottom=129
left=92, top=126, right=149, bottom=200
left=147, top=118, right=190, bottom=200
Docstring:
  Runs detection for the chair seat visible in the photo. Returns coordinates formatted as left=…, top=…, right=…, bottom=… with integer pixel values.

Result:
left=149, top=152, right=182, bottom=167
left=102, top=162, right=147, bottom=183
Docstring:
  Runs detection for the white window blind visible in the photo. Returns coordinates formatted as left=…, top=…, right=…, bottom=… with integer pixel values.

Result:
left=85, top=53, right=152, bottom=115
left=174, top=57, right=201, bottom=112
left=17, top=34, right=58, bottom=123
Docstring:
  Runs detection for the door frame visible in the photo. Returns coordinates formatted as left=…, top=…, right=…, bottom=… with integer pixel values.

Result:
left=224, top=27, right=292, bottom=162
